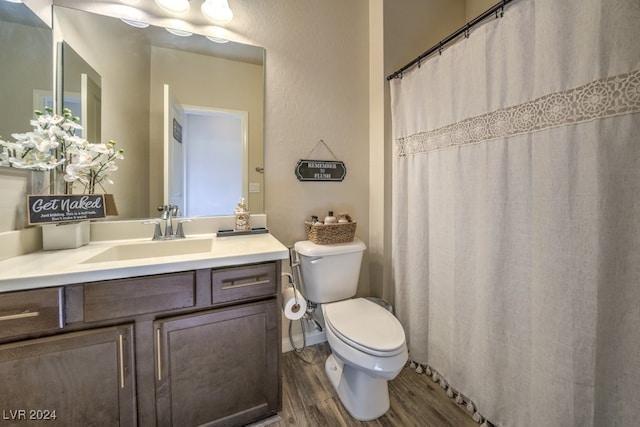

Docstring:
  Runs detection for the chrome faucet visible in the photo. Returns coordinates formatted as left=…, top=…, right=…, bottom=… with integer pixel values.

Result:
left=143, top=205, right=190, bottom=240
left=159, top=204, right=178, bottom=237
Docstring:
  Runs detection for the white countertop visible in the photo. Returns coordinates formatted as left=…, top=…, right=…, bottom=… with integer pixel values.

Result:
left=0, top=233, right=289, bottom=293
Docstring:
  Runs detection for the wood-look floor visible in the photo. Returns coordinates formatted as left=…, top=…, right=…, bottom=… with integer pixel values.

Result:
left=268, top=342, right=478, bottom=427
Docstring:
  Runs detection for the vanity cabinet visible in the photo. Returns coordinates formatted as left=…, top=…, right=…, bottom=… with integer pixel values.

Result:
left=0, top=260, right=281, bottom=427
left=153, top=263, right=281, bottom=426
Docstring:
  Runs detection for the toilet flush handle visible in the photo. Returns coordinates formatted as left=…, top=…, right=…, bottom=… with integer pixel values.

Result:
left=310, top=257, right=324, bottom=264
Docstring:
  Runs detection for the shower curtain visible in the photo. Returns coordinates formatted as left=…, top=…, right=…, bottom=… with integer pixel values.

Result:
left=390, top=1, right=640, bottom=426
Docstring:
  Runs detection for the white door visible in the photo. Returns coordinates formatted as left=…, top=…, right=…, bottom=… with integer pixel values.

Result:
left=183, top=107, right=248, bottom=217
left=163, top=84, right=185, bottom=214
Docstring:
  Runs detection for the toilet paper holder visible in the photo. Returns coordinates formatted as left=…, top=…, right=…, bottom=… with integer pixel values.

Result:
left=282, top=272, right=301, bottom=309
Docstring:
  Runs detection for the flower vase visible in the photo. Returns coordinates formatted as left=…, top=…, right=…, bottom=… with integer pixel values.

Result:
left=30, top=170, right=47, bottom=195
left=42, top=220, right=90, bottom=251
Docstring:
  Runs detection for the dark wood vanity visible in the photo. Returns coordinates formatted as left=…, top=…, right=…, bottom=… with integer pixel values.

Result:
left=0, top=260, right=282, bottom=426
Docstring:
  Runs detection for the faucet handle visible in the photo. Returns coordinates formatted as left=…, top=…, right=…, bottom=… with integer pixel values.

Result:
left=157, top=205, right=169, bottom=220
left=176, top=219, right=192, bottom=239
left=143, top=219, right=163, bottom=240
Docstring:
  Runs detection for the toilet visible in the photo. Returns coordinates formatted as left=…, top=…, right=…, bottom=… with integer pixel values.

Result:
left=294, top=238, right=408, bottom=421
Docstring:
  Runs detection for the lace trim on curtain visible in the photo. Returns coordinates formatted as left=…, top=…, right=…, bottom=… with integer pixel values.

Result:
left=407, top=359, right=496, bottom=427
left=396, top=69, right=640, bottom=157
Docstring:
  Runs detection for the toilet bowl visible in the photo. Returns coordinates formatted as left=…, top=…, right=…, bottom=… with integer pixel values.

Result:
left=321, top=298, right=408, bottom=421
left=293, top=239, right=408, bottom=421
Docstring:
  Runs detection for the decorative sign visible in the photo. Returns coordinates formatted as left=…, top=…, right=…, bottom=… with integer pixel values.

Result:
left=27, top=195, right=106, bottom=224
left=173, top=118, right=183, bottom=143
left=295, top=159, right=347, bottom=182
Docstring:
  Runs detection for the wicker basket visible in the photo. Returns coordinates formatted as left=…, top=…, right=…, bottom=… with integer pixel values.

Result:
left=304, top=220, right=357, bottom=245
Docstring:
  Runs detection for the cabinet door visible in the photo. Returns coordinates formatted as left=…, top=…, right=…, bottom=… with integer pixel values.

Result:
left=0, top=325, right=136, bottom=427
left=155, top=299, right=279, bottom=427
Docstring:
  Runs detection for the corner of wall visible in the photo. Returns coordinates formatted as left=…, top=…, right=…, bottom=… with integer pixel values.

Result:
left=369, top=0, right=386, bottom=300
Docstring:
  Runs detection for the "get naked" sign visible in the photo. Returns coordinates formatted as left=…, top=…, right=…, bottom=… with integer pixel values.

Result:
left=27, top=194, right=106, bottom=224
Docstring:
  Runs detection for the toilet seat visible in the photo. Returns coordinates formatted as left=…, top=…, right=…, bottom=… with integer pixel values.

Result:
left=323, top=298, right=406, bottom=357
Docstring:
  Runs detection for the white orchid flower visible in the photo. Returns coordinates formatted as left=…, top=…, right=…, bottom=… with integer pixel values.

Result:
left=4, top=108, right=123, bottom=194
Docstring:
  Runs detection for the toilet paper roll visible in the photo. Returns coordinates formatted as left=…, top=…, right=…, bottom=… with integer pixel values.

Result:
left=281, top=287, right=307, bottom=320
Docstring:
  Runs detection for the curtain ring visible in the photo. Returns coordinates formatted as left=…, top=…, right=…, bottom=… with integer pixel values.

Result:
left=438, top=42, right=443, bottom=55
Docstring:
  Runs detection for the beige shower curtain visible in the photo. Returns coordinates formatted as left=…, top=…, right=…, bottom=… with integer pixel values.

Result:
left=390, top=1, right=640, bottom=426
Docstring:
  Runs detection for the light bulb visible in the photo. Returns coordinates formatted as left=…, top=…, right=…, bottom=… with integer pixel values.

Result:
left=201, top=0, right=233, bottom=24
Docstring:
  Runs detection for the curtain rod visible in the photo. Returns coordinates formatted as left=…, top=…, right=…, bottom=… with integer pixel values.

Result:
left=386, top=0, right=515, bottom=81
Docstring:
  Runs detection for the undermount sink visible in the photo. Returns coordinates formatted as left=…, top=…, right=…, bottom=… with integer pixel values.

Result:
left=82, top=238, right=214, bottom=264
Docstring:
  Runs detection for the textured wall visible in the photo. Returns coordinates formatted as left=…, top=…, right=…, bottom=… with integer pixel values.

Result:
left=466, top=0, right=499, bottom=21
left=233, top=0, right=373, bottom=295
left=251, top=1, right=371, bottom=247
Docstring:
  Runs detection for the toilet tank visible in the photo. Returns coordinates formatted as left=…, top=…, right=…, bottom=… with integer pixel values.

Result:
left=294, top=238, right=366, bottom=303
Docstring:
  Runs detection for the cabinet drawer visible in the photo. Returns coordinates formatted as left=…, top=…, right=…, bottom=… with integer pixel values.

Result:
left=84, top=272, right=196, bottom=322
left=0, top=287, right=64, bottom=339
left=211, top=263, right=277, bottom=304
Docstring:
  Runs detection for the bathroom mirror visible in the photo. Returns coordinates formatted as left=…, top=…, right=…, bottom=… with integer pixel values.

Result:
left=0, top=1, right=53, bottom=141
left=52, top=5, right=265, bottom=219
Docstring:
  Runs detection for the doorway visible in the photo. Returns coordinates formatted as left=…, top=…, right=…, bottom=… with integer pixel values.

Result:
left=182, top=106, right=248, bottom=217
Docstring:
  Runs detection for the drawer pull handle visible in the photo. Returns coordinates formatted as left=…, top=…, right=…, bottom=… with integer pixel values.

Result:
left=0, top=310, right=39, bottom=321
left=118, top=334, right=125, bottom=389
left=221, top=278, right=270, bottom=290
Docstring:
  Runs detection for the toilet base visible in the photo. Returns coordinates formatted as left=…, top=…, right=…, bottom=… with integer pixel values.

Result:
left=325, top=353, right=390, bottom=421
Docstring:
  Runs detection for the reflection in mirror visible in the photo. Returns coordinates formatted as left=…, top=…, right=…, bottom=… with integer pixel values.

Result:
left=164, top=87, right=249, bottom=216
left=0, top=1, right=51, bottom=232
left=53, top=5, right=265, bottom=219
left=58, top=42, right=102, bottom=143
left=0, top=1, right=52, bottom=140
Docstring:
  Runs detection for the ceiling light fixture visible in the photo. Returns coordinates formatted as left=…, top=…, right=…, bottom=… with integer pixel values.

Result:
left=201, top=0, right=233, bottom=24
left=154, top=0, right=190, bottom=15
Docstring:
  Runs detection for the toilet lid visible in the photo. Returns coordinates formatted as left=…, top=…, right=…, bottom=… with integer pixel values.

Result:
left=324, top=298, right=405, bottom=355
